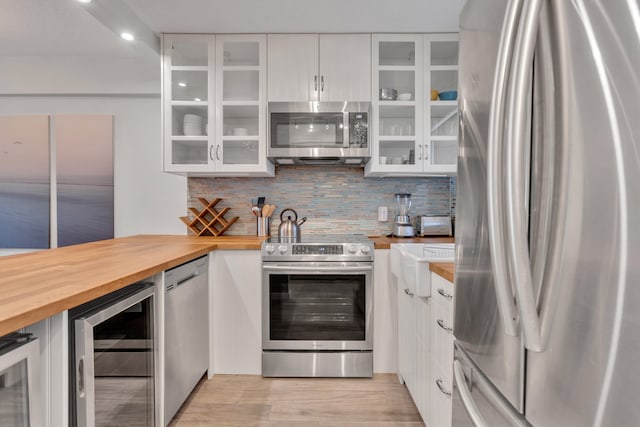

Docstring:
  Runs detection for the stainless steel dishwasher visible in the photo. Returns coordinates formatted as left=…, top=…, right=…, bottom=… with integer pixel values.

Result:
left=164, top=255, right=208, bottom=425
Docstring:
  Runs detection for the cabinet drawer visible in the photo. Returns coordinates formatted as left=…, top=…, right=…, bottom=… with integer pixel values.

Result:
left=433, top=283, right=454, bottom=305
left=433, top=319, right=454, bottom=381
left=432, top=273, right=454, bottom=301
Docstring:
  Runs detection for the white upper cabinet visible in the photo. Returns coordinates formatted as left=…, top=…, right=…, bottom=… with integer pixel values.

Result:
left=318, top=34, right=371, bottom=102
left=267, top=34, right=318, bottom=102
left=424, top=33, right=459, bottom=175
left=366, top=34, right=424, bottom=177
left=365, top=33, right=458, bottom=177
left=214, top=35, right=274, bottom=176
left=162, top=34, right=274, bottom=177
left=267, top=34, right=371, bottom=102
left=163, top=34, right=215, bottom=174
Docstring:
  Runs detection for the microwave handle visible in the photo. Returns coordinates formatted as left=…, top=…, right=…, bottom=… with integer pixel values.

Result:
left=343, top=112, right=350, bottom=148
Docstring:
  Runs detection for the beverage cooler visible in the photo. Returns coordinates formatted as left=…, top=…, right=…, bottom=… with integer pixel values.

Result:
left=0, top=332, right=41, bottom=427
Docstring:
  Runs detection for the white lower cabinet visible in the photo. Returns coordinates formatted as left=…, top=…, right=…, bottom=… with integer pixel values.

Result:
left=210, top=250, right=262, bottom=374
left=393, top=259, right=455, bottom=427
left=373, top=250, right=397, bottom=374
left=395, top=272, right=432, bottom=425
left=25, top=313, right=68, bottom=427
left=430, top=272, right=455, bottom=427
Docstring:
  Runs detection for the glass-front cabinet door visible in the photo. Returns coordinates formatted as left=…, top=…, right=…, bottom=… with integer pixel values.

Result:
left=215, top=35, right=273, bottom=175
left=366, top=33, right=459, bottom=177
left=163, top=34, right=215, bottom=173
left=366, top=34, right=424, bottom=176
left=424, top=34, right=459, bottom=174
left=162, top=34, right=274, bottom=176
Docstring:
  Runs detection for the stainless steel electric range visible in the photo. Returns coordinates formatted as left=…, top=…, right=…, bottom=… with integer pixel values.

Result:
left=261, top=235, right=374, bottom=377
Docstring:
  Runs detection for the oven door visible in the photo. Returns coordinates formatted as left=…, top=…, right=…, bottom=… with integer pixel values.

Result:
left=262, top=262, right=373, bottom=351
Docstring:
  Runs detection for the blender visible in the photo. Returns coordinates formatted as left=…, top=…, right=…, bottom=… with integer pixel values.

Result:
left=393, top=193, right=415, bottom=237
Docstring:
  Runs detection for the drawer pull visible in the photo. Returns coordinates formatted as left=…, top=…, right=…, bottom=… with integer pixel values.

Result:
left=404, top=288, right=414, bottom=297
left=437, top=319, right=453, bottom=333
left=437, top=288, right=453, bottom=300
left=436, top=378, right=452, bottom=397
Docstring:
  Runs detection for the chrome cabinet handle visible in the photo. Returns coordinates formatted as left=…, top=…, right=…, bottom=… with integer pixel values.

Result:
left=320, top=75, right=324, bottom=92
left=486, top=0, right=523, bottom=338
left=424, top=144, right=429, bottom=160
left=77, top=356, right=85, bottom=398
left=437, top=319, right=453, bottom=333
left=436, top=378, right=452, bottom=397
left=404, top=288, right=414, bottom=297
left=314, top=75, right=318, bottom=92
left=417, top=144, right=422, bottom=160
left=209, top=145, right=215, bottom=161
left=505, top=0, right=545, bottom=352
left=437, top=288, right=453, bottom=300
left=215, top=144, right=221, bottom=161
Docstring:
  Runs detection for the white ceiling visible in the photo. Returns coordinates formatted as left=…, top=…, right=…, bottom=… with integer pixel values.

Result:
left=1, top=0, right=465, bottom=57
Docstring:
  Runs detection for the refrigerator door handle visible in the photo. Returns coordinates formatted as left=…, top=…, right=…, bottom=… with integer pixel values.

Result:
left=486, top=0, right=524, bottom=337
left=505, top=0, right=545, bottom=352
left=454, top=360, right=488, bottom=427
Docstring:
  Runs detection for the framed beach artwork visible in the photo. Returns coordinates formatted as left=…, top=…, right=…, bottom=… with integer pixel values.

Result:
left=0, top=116, right=51, bottom=249
left=0, top=115, right=114, bottom=250
left=56, top=115, right=114, bottom=247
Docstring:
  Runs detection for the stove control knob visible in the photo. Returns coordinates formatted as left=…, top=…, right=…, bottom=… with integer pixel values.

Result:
left=278, top=245, right=288, bottom=254
left=265, top=244, right=275, bottom=254
left=347, top=245, right=357, bottom=254
left=360, top=246, right=371, bottom=255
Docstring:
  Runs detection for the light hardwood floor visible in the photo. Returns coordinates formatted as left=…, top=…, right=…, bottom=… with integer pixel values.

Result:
left=169, top=374, right=426, bottom=427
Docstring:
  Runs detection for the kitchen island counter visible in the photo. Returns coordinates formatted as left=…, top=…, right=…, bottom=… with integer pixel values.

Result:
left=0, top=235, right=267, bottom=337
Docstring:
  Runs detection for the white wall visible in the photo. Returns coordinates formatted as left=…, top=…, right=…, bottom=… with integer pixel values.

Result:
left=0, top=56, right=159, bottom=95
left=0, top=96, right=187, bottom=241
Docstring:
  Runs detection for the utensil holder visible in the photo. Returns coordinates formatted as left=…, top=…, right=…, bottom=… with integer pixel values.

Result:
left=257, top=217, right=270, bottom=236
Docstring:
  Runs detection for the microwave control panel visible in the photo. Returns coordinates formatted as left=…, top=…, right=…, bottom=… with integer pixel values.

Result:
left=349, top=112, right=368, bottom=148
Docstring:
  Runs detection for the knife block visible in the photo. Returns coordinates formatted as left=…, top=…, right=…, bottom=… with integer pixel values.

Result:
left=180, top=197, right=239, bottom=236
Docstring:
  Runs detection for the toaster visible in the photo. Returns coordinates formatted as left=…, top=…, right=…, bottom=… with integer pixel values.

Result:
left=415, top=216, right=453, bottom=236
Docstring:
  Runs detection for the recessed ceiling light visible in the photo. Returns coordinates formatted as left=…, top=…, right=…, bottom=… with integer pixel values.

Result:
left=178, top=82, right=187, bottom=87
left=120, top=32, right=135, bottom=41
left=77, top=0, right=92, bottom=3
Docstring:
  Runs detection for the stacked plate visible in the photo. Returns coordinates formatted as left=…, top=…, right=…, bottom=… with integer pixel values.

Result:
left=183, top=114, right=203, bottom=136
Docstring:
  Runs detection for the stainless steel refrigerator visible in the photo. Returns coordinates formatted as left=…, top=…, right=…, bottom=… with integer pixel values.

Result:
left=454, top=0, right=640, bottom=426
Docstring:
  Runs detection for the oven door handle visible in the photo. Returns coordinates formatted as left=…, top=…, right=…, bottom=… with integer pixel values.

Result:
left=262, top=264, right=373, bottom=273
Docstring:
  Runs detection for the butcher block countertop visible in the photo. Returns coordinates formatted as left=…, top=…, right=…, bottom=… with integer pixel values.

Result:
left=0, top=235, right=267, bottom=337
left=369, top=236, right=455, bottom=249
left=429, top=262, right=455, bottom=283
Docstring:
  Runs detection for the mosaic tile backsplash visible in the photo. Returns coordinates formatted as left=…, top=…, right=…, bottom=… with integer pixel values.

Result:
left=188, top=166, right=456, bottom=237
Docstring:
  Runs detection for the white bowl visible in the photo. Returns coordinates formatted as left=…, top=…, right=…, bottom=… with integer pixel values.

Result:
left=397, top=93, right=412, bottom=101
left=183, top=114, right=203, bottom=122
left=232, top=127, right=248, bottom=136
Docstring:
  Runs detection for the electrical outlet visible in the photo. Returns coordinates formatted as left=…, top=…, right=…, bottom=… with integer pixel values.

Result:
left=378, top=206, right=388, bottom=222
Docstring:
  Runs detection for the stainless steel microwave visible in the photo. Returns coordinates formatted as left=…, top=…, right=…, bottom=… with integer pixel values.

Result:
left=268, top=102, right=371, bottom=166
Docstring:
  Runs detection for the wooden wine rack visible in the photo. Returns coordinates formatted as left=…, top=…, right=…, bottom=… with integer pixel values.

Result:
left=180, top=197, right=239, bottom=236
